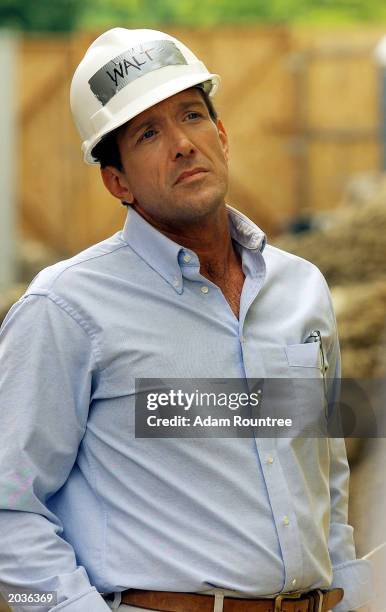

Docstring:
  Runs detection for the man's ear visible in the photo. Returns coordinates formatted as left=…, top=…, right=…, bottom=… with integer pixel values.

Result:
left=100, top=166, right=135, bottom=204
left=216, top=119, right=229, bottom=162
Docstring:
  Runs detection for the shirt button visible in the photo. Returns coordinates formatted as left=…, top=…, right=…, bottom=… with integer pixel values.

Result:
left=183, top=254, right=191, bottom=263
left=173, top=279, right=180, bottom=287
left=267, top=456, right=274, bottom=464
left=241, top=336, right=246, bottom=343
left=201, top=286, right=209, bottom=294
left=291, top=578, right=297, bottom=587
left=283, top=516, right=290, bottom=526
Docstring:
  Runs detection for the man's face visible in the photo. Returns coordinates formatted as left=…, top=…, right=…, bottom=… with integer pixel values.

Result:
left=105, top=88, right=229, bottom=227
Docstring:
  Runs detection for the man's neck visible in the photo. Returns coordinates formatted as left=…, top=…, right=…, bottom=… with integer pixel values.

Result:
left=133, top=204, right=242, bottom=284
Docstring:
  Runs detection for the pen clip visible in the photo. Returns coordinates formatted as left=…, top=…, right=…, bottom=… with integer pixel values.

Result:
left=306, top=330, right=328, bottom=400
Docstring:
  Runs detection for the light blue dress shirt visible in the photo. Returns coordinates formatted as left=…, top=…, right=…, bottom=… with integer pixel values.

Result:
left=0, top=206, right=372, bottom=611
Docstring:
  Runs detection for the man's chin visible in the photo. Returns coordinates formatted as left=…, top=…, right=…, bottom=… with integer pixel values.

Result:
left=168, top=200, right=225, bottom=225
left=173, top=189, right=226, bottom=218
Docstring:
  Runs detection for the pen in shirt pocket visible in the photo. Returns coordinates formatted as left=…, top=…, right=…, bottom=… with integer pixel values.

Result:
left=305, top=329, right=328, bottom=395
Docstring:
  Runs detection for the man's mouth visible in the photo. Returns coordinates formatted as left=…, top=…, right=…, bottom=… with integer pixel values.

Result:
left=174, top=168, right=208, bottom=185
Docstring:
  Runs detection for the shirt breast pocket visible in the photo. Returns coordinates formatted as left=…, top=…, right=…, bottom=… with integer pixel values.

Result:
left=285, top=341, right=323, bottom=373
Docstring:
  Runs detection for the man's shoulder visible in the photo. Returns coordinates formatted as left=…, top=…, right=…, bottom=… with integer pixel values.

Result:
left=263, top=243, right=325, bottom=279
left=262, top=243, right=336, bottom=329
left=25, top=231, right=128, bottom=297
left=262, top=242, right=333, bottom=301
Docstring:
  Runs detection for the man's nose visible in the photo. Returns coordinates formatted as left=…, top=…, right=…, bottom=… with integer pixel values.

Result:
left=168, top=126, right=196, bottom=160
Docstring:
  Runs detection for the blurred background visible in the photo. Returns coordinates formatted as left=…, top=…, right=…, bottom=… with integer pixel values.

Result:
left=0, top=1, right=386, bottom=610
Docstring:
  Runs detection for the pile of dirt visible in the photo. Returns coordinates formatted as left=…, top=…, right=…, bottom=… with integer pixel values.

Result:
left=275, top=201, right=386, bottom=287
left=332, top=281, right=386, bottom=378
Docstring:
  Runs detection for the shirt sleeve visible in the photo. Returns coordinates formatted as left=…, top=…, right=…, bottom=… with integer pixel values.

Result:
left=324, top=291, right=373, bottom=612
left=0, top=293, right=110, bottom=612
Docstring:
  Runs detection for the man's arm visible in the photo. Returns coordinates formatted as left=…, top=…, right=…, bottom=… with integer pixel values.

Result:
left=324, top=287, right=373, bottom=612
left=0, top=293, right=110, bottom=611
left=328, top=436, right=373, bottom=611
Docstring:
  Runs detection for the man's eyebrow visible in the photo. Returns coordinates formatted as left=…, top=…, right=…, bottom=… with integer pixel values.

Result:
left=176, top=99, right=206, bottom=111
left=127, top=99, right=206, bottom=138
left=127, top=115, right=157, bottom=139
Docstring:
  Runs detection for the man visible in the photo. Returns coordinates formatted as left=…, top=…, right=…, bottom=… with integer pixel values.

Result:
left=0, top=28, right=372, bottom=612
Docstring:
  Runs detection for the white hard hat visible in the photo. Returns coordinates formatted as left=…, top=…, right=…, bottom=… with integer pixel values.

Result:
left=70, top=27, right=220, bottom=164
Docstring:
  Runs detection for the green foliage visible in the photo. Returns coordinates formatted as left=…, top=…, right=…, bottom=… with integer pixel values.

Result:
left=0, top=0, right=386, bottom=32
left=78, top=0, right=386, bottom=28
left=0, top=0, right=86, bottom=32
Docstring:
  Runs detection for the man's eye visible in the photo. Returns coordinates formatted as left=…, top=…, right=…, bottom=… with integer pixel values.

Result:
left=139, top=128, right=156, bottom=142
left=185, top=112, right=201, bottom=120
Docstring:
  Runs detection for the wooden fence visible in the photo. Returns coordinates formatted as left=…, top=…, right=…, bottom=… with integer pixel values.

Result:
left=17, top=26, right=385, bottom=254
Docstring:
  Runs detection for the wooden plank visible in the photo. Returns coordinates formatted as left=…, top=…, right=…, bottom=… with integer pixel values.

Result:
left=308, top=140, right=380, bottom=211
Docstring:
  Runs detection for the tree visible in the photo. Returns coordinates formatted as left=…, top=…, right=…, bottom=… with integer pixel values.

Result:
left=0, top=0, right=86, bottom=32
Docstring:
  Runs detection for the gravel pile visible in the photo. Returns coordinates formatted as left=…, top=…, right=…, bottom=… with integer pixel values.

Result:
left=276, top=202, right=386, bottom=287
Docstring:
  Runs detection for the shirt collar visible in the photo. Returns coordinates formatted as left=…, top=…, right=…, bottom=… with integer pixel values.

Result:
left=226, top=205, right=266, bottom=251
left=121, top=205, right=266, bottom=293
